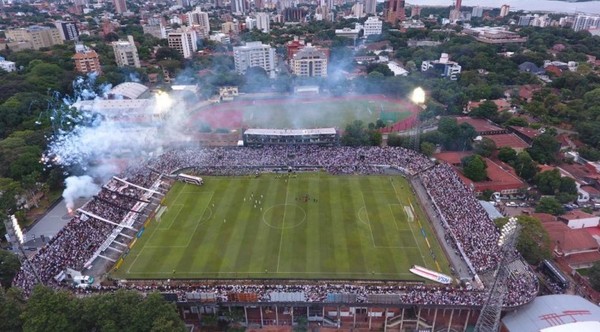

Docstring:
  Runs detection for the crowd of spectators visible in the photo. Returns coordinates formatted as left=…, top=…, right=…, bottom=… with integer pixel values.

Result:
left=13, top=146, right=537, bottom=307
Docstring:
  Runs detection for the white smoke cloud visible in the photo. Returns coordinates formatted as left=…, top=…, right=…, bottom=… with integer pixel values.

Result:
left=62, top=175, right=100, bottom=211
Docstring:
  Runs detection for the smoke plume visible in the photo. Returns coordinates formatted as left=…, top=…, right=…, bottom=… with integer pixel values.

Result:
left=62, top=175, right=100, bottom=211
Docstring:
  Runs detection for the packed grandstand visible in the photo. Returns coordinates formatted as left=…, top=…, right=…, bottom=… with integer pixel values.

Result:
left=13, top=146, right=538, bottom=307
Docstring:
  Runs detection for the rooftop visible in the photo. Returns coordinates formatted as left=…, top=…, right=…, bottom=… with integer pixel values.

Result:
left=244, top=128, right=337, bottom=136
left=509, top=125, right=542, bottom=140
left=456, top=117, right=504, bottom=134
left=501, top=294, right=600, bottom=332
left=560, top=210, right=597, bottom=221
left=108, top=82, right=149, bottom=100
left=482, top=133, right=529, bottom=149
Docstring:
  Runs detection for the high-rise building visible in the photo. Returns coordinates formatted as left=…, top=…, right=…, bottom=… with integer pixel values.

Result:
left=363, top=16, right=382, bottom=37
left=112, top=35, right=141, bottom=68
left=365, top=0, right=376, bottom=15
left=233, top=41, right=276, bottom=77
left=167, top=29, right=198, bottom=59
left=187, top=8, right=210, bottom=36
left=72, top=44, right=101, bottom=74
left=572, top=15, right=600, bottom=32
left=113, top=0, right=127, bottom=14
left=352, top=2, right=364, bottom=18
left=255, top=0, right=264, bottom=10
left=245, top=17, right=257, bottom=30
left=410, top=5, right=421, bottom=18
left=290, top=45, right=328, bottom=77
left=385, top=0, right=405, bottom=25
left=472, top=6, right=483, bottom=18
left=499, top=4, right=510, bottom=17
left=455, top=0, right=462, bottom=11
left=5, top=26, right=63, bottom=50
left=231, top=0, right=247, bottom=15
left=256, top=12, right=270, bottom=33
left=54, top=21, right=79, bottom=41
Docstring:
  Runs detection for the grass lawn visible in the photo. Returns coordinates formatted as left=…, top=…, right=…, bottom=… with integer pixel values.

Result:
left=241, top=99, right=412, bottom=129
left=112, top=173, right=449, bottom=281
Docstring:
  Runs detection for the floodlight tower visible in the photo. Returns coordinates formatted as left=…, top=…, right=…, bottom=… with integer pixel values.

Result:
left=409, top=87, right=425, bottom=152
left=3, top=214, right=43, bottom=285
left=474, top=217, right=520, bottom=332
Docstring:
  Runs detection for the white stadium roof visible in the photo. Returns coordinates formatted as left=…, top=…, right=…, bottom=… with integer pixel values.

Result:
left=108, top=82, right=149, bottom=100
left=502, top=295, right=600, bottom=332
left=244, top=128, right=336, bottom=136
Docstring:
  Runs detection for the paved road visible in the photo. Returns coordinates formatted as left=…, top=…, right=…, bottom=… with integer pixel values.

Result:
left=23, top=197, right=89, bottom=248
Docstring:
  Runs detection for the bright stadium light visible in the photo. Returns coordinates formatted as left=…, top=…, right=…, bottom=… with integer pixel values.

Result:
left=411, top=87, right=426, bottom=105
left=155, top=91, right=173, bottom=112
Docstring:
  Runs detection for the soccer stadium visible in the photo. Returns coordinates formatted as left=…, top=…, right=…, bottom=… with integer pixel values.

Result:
left=12, top=94, right=539, bottom=330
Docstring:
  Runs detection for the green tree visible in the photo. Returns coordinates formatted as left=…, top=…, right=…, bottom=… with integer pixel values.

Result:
left=462, top=155, right=487, bottom=182
left=473, top=137, right=496, bottom=157
left=495, top=215, right=552, bottom=265
left=23, top=285, right=83, bottom=332
left=534, top=169, right=562, bottom=195
left=341, top=120, right=375, bottom=146
left=514, top=151, right=538, bottom=181
left=589, top=261, right=600, bottom=292
left=527, top=132, right=561, bottom=164
left=0, top=287, right=25, bottom=331
left=498, top=146, right=518, bottom=164
left=535, top=197, right=565, bottom=215
left=0, top=250, right=20, bottom=288
left=504, top=117, right=529, bottom=127
left=420, top=142, right=435, bottom=156
left=470, top=100, right=498, bottom=119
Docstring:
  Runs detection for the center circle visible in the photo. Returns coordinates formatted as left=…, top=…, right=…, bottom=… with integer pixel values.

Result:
left=263, top=204, right=306, bottom=229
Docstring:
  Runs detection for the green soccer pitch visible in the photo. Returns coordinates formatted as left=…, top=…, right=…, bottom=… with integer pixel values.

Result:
left=112, top=173, right=450, bottom=281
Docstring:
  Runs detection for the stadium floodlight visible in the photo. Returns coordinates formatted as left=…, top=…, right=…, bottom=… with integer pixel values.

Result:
left=155, top=91, right=173, bottom=112
left=10, top=215, right=24, bottom=244
left=411, top=87, right=426, bottom=105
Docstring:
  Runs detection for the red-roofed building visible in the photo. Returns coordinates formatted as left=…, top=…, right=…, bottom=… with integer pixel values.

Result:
left=433, top=151, right=472, bottom=166
left=434, top=152, right=526, bottom=196
left=465, top=99, right=512, bottom=113
left=559, top=210, right=600, bottom=229
left=456, top=117, right=506, bottom=135
left=518, top=84, right=541, bottom=102
left=542, top=221, right=600, bottom=268
left=508, top=126, right=542, bottom=145
left=545, top=65, right=564, bottom=77
left=531, top=213, right=557, bottom=223
left=581, top=185, right=600, bottom=201
left=482, top=133, right=529, bottom=152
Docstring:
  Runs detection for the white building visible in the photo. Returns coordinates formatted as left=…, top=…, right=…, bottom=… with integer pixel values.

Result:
left=245, top=17, right=257, bottom=30
left=365, top=0, right=376, bottom=15
left=231, top=0, right=247, bottom=15
left=572, top=15, right=600, bottom=32
left=0, top=57, right=16, bottom=72
left=352, top=2, right=364, bottom=18
left=499, top=4, right=510, bottom=17
left=421, top=53, right=461, bottom=80
left=168, top=29, right=198, bottom=59
left=112, top=35, right=140, bottom=68
left=363, top=16, right=382, bottom=37
left=187, top=8, right=210, bottom=36
left=290, top=45, right=328, bottom=77
left=559, top=210, right=600, bottom=229
left=471, top=6, right=483, bottom=18
left=209, top=33, right=230, bottom=44
left=256, top=12, right=270, bottom=33
left=233, top=41, right=276, bottom=77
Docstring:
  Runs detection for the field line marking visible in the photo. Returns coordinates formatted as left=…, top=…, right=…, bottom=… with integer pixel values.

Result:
left=390, top=180, right=427, bottom=266
left=126, top=245, right=147, bottom=274
left=184, top=191, right=214, bottom=248
left=276, top=178, right=290, bottom=273
left=359, top=192, right=378, bottom=248
left=390, top=181, right=427, bottom=266
left=159, top=204, right=183, bottom=230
